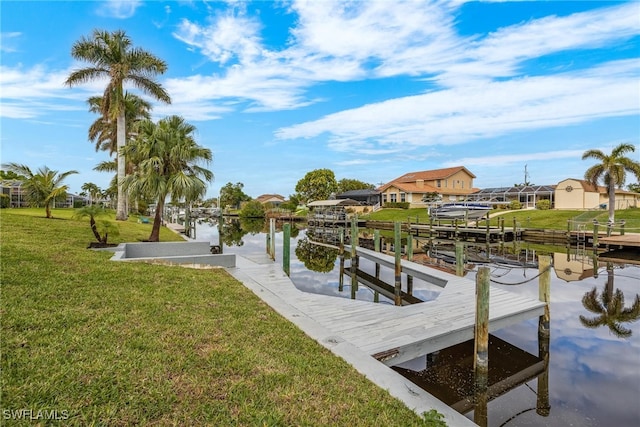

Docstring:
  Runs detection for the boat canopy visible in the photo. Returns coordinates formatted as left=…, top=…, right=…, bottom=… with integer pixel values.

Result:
left=307, top=199, right=361, bottom=207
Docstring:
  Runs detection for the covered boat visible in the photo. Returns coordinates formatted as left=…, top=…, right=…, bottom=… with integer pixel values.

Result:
left=428, top=203, right=491, bottom=220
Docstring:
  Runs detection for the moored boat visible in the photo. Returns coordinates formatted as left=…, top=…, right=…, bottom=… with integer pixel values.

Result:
left=429, top=203, right=491, bottom=220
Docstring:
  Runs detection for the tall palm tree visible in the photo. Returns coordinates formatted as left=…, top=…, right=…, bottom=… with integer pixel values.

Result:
left=582, top=143, right=640, bottom=224
left=2, top=163, right=78, bottom=218
left=87, top=93, right=152, bottom=154
left=65, top=29, right=171, bottom=221
left=123, top=115, right=213, bottom=242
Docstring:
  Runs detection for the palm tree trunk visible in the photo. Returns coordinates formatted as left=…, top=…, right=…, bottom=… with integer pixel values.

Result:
left=608, top=181, right=616, bottom=224
left=116, top=112, right=128, bottom=221
left=149, top=197, right=165, bottom=242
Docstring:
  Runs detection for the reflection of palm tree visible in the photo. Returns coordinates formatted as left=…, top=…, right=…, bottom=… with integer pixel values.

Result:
left=580, top=265, right=640, bottom=338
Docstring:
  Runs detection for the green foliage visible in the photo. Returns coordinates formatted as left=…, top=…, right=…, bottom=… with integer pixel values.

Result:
left=1, top=163, right=78, bottom=218
left=73, top=205, right=119, bottom=244
left=421, top=192, right=442, bottom=203
left=295, top=237, right=339, bottom=273
left=536, top=199, right=551, bottom=210
left=509, top=200, right=522, bottom=210
left=421, top=410, right=447, bottom=426
left=337, top=178, right=375, bottom=193
left=384, top=202, right=410, bottom=209
left=1, top=210, right=442, bottom=426
left=0, top=170, right=23, bottom=180
left=220, top=182, right=251, bottom=210
left=295, top=169, right=338, bottom=202
left=239, top=200, right=266, bottom=218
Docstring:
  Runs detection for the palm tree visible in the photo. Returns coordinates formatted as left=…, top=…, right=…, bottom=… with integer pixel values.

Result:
left=88, top=93, right=152, bottom=154
left=65, top=29, right=171, bottom=221
left=582, top=143, right=640, bottom=224
left=73, top=205, right=119, bottom=245
left=123, top=115, right=213, bottom=242
left=580, top=263, right=640, bottom=338
left=2, top=163, right=78, bottom=218
left=81, top=182, right=102, bottom=206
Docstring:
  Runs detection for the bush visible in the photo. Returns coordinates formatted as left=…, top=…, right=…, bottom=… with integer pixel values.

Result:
left=509, top=200, right=522, bottom=210
left=239, top=200, right=265, bottom=218
left=536, top=199, right=551, bottom=210
left=384, top=202, right=410, bottom=209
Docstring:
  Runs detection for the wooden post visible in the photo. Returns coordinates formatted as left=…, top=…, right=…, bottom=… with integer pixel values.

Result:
left=374, top=229, right=381, bottom=279
left=216, top=210, right=223, bottom=254
left=406, top=233, right=413, bottom=295
left=283, top=223, right=291, bottom=276
left=394, top=221, right=402, bottom=306
left=592, top=221, right=599, bottom=249
left=538, top=255, right=551, bottom=339
left=339, top=228, right=345, bottom=292
left=474, top=267, right=490, bottom=374
left=455, top=241, right=464, bottom=277
left=537, top=256, right=551, bottom=417
left=269, top=218, right=276, bottom=261
left=351, top=219, right=358, bottom=292
left=620, top=220, right=626, bottom=236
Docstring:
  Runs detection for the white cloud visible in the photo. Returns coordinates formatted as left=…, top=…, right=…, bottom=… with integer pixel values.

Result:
left=0, top=32, right=21, bottom=53
left=96, top=0, right=142, bottom=19
left=275, top=59, right=640, bottom=152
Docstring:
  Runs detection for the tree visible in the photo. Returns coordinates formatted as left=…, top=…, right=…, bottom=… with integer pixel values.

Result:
left=295, top=169, right=338, bottom=203
left=122, top=115, right=213, bottom=242
left=66, top=29, right=171, bottom=221
left=81, top=182, right=102, bottom=206
left=582, top=143, right=640, bottom=223
left=87, top=93, right=152, bottom=154
left=73, top=205, right=119, bottom=246
left=337, top=178, right=374, bottom=193
left=1, top=163, right=78, bottom=218
left=239, top=200, right=265, bottom=218
left=0, top=170, right=22, bottom=180
left=220, top=182, right=251, bottom=210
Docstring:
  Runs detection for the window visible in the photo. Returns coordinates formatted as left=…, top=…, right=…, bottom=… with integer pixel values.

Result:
left=400, top=192, right=406, bottom=202
left=390, top=193, right=397, bottom=203
left=382, top=194, right=387, bottom=203
left=437, top=180, right=441, bottom=188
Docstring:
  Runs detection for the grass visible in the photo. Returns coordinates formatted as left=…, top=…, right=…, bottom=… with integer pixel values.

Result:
left=361, top=206, right=640, bottom=232
left=0, top=208, right=441, bottom=426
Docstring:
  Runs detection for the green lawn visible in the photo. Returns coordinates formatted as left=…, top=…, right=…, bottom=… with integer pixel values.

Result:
left=0, top=209, right=443, bottom=426
left=361, top=207, right=640, bottom=232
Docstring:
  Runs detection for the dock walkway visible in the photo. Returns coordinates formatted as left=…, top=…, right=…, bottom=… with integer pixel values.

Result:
left=226, top=250, right=545, bottom=425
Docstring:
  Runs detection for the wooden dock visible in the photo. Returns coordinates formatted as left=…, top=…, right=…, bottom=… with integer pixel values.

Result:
left=229, top=248, right=546, bottom=368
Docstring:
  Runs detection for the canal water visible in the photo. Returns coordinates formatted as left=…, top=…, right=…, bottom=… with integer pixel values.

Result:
left=195, top=220, right=640, bottom=427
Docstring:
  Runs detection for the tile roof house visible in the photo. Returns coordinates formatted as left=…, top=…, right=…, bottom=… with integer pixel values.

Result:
left=255, top=194, right=286, bottom=206
left=378, top=166, right=479, bottom=208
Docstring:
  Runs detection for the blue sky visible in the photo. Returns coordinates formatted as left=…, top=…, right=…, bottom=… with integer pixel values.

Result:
left=1, top=0, right=639, bottom=200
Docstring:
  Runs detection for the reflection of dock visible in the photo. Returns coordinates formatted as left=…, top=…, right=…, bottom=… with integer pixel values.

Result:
left=393, top=335, right=545, bottom=414
left=410, top=223, right=517, bottom=243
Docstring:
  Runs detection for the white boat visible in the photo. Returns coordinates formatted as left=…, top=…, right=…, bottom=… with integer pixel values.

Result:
left=429, top=203, right=491, bottom=220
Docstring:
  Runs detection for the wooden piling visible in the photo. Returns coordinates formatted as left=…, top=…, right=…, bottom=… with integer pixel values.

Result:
left=339, top=228, right=345, bottom=291
left=455, top=241, right=464, bottom=277
left=283, top=223, right=291, bottom=276
left=538, top=254, right=551, bottom=339
left=351, top=218, right=358, bottom=292
left=406, top=234, right=413, bottom=295
left=593, top=221, right=599, bottom=248
left=394, top=222, right=402, bottom=306
left=374, top=229, right=381, bottom=279
left=269, top=218, right=276, bottom=261
left=474, top=267, right=490, bottom=376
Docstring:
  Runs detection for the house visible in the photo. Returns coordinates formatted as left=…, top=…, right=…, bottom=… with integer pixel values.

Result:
left=378, top=166, right=479, bottom=208
left=255, top=194, right=286, bottom=207
left=555, top=178, right=639, bottom=210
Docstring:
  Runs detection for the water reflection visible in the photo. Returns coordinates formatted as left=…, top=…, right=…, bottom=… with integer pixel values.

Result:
left=193, top=220, right=640, bottom=427
left=295, top=237, right=339, bottom=273
left=580, top=263, right=640, bottom=339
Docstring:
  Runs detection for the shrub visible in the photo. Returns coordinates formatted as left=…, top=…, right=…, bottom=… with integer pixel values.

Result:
left=239, top=200, right=265, bottom=218
left=509, top=200, right=522, bottom=210
left=384, top=202, right=410, bottom=209
left=536, top=199, right=551, bottom=210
